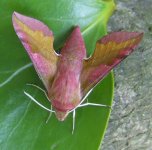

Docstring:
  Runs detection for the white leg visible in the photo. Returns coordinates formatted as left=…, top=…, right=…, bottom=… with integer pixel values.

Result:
left=72, top=109, right=76, bottom=134
left=69, top=89, right=93, bottom=113
left=26, top=83, right=50, bottom=101
left=79, top=89, right=93, bottom=106
left=78, top=102, right=111, bottom=108
left=46, top=105, right=53, bottom=123
left=24, top=91, right=55, bottom=113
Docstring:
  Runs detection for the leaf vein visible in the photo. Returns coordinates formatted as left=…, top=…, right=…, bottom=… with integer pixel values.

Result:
left=0, top=63, right=32, bottom=88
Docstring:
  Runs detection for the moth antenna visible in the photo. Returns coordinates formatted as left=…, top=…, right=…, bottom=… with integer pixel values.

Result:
left=24, top=91, right=55, bottom=113
left=46, top=105, right=53, bottom=123
left=78, top=102, right=111, bottom=109
left=72, top=109, right=76, bottom=134
left=26, top=83, right=50, bottom=101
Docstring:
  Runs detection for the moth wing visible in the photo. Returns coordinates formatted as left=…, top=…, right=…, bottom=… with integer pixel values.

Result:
left=12, top=12, right=59, bottom=90
left=81, top=32, right=143, bottom=96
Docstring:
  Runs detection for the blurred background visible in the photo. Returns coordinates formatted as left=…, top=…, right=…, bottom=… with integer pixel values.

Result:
left=102, top=0, right=152, bottom=149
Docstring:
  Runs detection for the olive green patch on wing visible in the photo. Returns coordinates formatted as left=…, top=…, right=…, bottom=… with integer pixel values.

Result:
left=12, top=12, right=59, bottom=90
left=81, top=32, right=143, bottom=96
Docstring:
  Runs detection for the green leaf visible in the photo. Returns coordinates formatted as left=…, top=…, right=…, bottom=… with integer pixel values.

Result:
left=0, top=0, right=115, bottom=150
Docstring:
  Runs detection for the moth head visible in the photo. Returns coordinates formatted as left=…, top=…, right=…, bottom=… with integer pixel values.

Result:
left=54, top=110, right=69, bottom=121
left=50, top=99, right=76, bottom=121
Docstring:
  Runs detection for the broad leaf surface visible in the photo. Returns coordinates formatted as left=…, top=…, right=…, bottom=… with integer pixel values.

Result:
left=0, top=0, right=115, bottom=150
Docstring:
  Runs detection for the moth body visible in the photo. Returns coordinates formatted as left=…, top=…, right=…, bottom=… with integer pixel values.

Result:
left=49, top=27, right=86, bottom=121
left=12, top=12, right=143, bottom=121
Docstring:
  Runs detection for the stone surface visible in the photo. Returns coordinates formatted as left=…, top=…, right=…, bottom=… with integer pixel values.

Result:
left=102, top=0, right=152, bottom=150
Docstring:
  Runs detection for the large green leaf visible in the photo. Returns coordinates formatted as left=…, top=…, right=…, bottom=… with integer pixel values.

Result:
left=0, top=0, right=115, bottom=150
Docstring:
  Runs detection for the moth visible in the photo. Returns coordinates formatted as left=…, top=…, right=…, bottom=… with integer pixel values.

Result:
left=12, top=12, right=143, bottom=129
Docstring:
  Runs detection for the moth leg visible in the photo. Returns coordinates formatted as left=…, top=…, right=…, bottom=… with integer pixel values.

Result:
left=72, top=109, right=76, bottom=134
left=26, top=83, right=50, bottom=101
left=69, top=90, right=93, bottom=112
left=46, top=105, right=53, bottom=123
left=79, top=89, right=93, bottom=106
left=24, top=91, right=55, bottom=112
left=78, top=102, right=111, bottom=109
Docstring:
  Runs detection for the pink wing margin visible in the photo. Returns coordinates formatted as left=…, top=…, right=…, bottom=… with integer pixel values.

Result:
left=12, top=12, right=59, bottom=90
left=81, top=31, right=144, bottom=96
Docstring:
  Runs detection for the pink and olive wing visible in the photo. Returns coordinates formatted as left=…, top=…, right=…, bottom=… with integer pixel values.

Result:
left=12, top=12, right=59, bottom=90
left=81, top=32, right=143, bottom=96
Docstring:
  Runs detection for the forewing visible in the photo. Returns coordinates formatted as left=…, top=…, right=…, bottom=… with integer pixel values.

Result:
left=81, top=32, right=143, bottom=96
left=12, top=12, right=59, bottom=90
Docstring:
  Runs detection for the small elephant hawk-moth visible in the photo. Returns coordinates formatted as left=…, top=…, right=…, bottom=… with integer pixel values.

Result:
left=12, top=12, right=143, bottom=132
